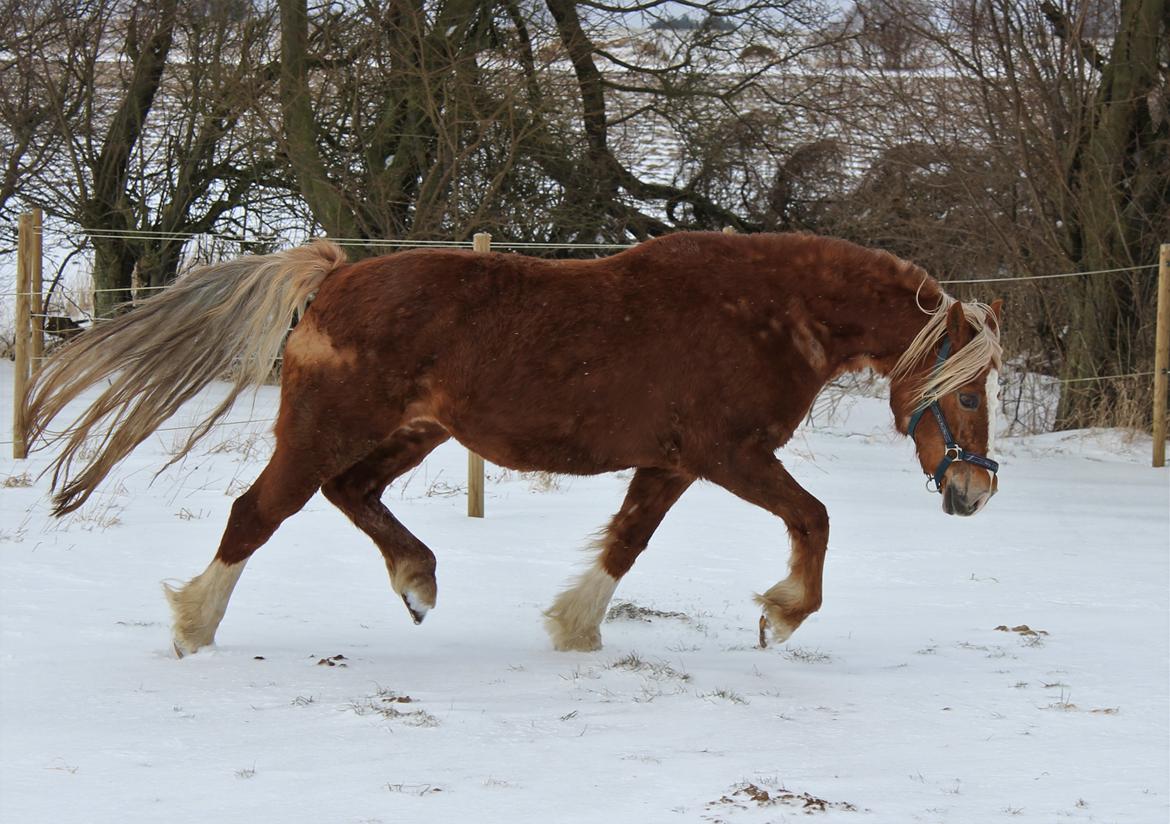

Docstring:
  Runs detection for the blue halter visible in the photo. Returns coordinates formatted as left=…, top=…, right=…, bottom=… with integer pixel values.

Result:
left=906, top=338, right=1000, bottom=493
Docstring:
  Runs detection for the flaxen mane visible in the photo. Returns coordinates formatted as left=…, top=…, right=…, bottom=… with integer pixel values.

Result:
left=890, top=295, right=1003, bottom=405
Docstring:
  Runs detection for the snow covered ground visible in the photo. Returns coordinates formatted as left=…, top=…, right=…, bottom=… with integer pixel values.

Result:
left=1, top=362, right=1166, bottom=824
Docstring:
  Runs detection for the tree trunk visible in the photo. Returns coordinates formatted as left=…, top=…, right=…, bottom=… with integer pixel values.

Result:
left=91, top=238, right=137, bottom=318
left=83, top=0, right=178, bottom=317
left=1056, top=0, right=1168, bottom=426
left=277, top=0, right=363, bottom=244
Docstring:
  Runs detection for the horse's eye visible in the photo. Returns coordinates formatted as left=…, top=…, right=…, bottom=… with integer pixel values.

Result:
left=958, top=392, right=980, bottom=410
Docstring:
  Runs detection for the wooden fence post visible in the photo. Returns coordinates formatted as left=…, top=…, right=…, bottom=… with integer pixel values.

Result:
left=467, top=232, right=491, bottom=516
left=29, top=208, right=43, bottom=365
left=12, top=211, right=39, bottom=459
left=1153, top=243, right=1169, bottom=468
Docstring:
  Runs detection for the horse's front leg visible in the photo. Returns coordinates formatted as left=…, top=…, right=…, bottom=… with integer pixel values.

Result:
left=704, top=446, right=828, bottom=645
left=545, top=467, right=693, bottom=651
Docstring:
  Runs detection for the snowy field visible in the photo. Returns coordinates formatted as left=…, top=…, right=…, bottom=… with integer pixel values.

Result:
left=1, top=362, right=1166, bottom=824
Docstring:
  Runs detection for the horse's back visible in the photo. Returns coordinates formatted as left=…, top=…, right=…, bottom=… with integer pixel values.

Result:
left=290, top=234, right=889, bottom=476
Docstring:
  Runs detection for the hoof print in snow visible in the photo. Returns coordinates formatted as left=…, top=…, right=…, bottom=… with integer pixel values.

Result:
left=316, top=654, right=348, bottom=667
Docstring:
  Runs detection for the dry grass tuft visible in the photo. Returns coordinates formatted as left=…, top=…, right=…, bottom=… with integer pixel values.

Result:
left=202, top=432, right=270, bottom=463
left=63, top=496, right=124, bottom=531
left=608, top=652, right=692, bottom=682
left=700, top=688, right=749, bottom=705
left=385, top=783, right=442, bottom=795
left=523, top=471, right=562, bottom=492
left=347, top=686, right=438, bottom=727
left=708, top=781, right=859, bottom=813
left=423, top=471, right=464, bottom=498
left=781, top=645, right=833, bottom=664
left=0, top=514, right=31, bottom=543
left=606, top=600, right=692, bottom=624
left=1077, top=377, right=1156, bottom=432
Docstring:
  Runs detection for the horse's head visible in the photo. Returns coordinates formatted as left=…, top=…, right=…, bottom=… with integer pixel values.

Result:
left=891, top=298, right=1003, bottom=516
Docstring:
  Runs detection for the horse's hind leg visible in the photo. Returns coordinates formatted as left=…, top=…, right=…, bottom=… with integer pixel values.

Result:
left=321, top=422, right=450, bottom=624
left=704, top=447, right=828, bottom=645
left=545, top=467, right=692, bottom=651
left=164, top=442, right=332, bottom=656
left=165, top=402, right=382, bottom=656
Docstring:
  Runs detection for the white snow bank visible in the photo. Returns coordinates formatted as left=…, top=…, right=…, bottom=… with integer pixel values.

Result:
left=1, top=363, right=1166, bottom=823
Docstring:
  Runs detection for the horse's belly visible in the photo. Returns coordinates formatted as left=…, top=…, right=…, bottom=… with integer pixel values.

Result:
left=442, top=418, right=649, bottom=476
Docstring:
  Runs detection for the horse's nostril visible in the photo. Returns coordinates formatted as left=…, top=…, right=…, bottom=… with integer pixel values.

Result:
left=942, top=481, right=986, bottom=517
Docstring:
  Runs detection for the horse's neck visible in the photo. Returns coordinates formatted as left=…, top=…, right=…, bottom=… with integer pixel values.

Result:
left=817, top=282, right=943, bottom=380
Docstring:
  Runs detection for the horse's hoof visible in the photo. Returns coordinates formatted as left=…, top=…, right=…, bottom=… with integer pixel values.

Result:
left=172, top=637, right=205, bottom=657
left=757, top=606, right=798, bottom=647
left=402, top=591, right=431, bottom=625
left=551, top=633, right=602, bottom=652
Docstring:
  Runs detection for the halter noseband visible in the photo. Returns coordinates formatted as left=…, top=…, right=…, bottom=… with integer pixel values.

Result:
left=905, top=338, right=999, bottom=493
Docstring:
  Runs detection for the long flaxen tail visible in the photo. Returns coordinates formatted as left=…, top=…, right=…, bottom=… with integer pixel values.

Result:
left=22, top=240, right=347, bottom=516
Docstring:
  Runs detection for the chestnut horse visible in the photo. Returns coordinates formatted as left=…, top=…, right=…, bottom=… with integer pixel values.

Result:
left=23, top=232, right=1003, bottom=656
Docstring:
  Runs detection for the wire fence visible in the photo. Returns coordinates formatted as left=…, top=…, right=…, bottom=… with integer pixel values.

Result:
left=4, top=225, right=1164, bottom=448
left=0, top=420, right=274, bottom=449
left=0, top=225, right=1159, bottom=300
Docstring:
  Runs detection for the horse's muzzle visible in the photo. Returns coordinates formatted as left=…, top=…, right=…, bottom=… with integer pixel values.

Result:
left=941, top=470, right=996, bottom=517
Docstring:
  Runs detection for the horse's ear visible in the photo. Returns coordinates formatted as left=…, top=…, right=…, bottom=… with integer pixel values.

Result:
left=989, top=298, right=1003, bottom=331
left=945, top=301, right=972, bottom=348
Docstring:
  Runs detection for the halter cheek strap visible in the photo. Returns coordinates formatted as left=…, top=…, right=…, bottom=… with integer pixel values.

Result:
left=906, top=338, right=1000, bottom=493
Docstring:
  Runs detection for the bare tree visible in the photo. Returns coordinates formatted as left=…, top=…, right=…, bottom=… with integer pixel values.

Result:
left=274, top=0, right=849, bottom=247
left=0, top=1, right=65, bottom=226
left=1043, top=0, right=1170, bottom=425
left=6, top=0, right=281, bottom=316
left=276, top=0, right=559, bottom=248
left=539, top=0, right=847, bottom=239
left=824, top=0, right=1168, bottom=428
left=837, top=0, right=936, bottom=70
